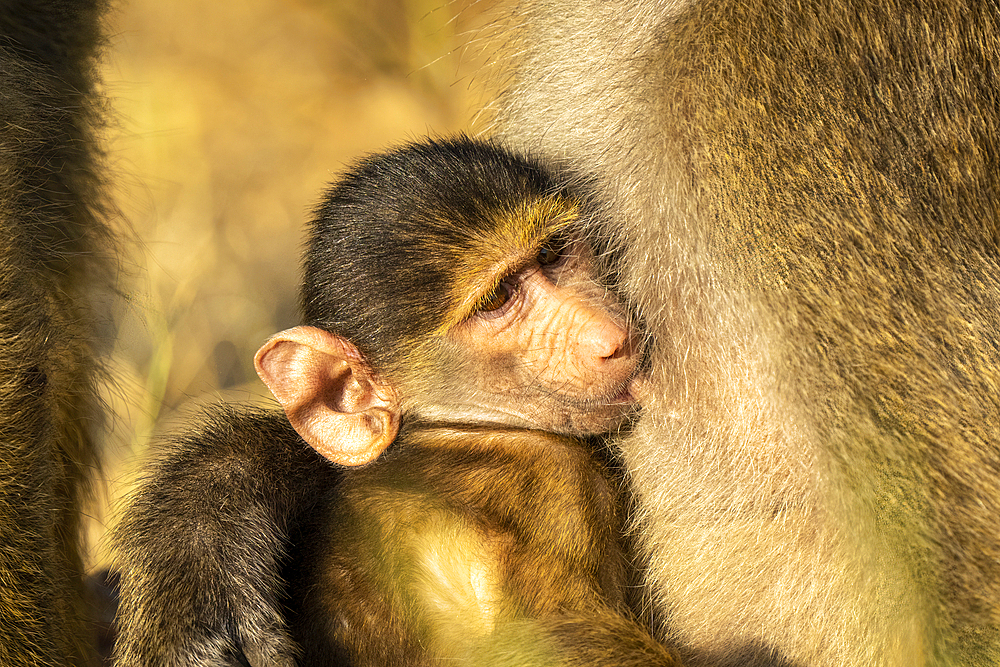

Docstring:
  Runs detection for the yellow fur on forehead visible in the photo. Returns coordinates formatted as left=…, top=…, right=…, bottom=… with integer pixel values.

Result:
left=437, top=194, right=580, bottom=333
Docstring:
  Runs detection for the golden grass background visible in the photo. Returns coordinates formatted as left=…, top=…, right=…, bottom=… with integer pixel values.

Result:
left=92, top=0, right=498, bottom=568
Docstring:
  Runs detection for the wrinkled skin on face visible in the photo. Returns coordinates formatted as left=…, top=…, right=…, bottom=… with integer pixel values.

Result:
left=404, top=236, right=645, bottom=436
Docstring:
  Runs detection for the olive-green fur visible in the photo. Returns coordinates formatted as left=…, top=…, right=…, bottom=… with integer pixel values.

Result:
left=0, top=1, right=115, bottom=664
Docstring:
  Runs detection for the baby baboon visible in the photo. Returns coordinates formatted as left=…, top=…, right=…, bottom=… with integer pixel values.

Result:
left=114, top=138, right=676, bottom=666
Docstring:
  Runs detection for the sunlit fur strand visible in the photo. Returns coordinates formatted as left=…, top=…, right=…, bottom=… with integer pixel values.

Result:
left=494, top=0, right=1000, bottom=665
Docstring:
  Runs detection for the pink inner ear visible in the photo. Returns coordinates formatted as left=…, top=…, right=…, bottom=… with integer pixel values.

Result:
left=321, top=361, right=371, bottom=414
left=255, top=326, right=400, bottom=467
left=254, top=341, right=300, bottom=407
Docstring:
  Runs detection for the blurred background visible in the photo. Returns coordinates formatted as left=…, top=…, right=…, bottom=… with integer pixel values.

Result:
left=92, top=0, right=499, bottom=568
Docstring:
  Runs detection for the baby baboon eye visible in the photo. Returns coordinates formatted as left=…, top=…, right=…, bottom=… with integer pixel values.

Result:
left=479, top=281, right=515, bottom=313
left=537, top=235, right=568, bottom=266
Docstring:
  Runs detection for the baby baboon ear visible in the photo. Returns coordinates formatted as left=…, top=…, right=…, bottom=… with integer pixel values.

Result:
left=255, top=326, right=399, bottom=466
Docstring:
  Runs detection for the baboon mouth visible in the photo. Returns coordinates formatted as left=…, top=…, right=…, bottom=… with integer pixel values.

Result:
left=606, top=385, right=636, bottom=404
left=607, top=369, right=649, bottom=404
left=582, top=371, right=646, bottom=407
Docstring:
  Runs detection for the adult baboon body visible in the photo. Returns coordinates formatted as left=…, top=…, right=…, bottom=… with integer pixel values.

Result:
left=0, top=1, right=114, bottom=665
left=495, top=0, right=1000, bottom=664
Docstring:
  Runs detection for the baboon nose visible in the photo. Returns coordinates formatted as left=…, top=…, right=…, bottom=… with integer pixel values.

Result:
left=583, top=318, right=629, bottom=364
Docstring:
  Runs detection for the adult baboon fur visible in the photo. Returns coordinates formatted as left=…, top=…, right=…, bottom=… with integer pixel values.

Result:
left=493, top=0, right=1000, bottom=665
left=0, top=1, right=115, bottom=665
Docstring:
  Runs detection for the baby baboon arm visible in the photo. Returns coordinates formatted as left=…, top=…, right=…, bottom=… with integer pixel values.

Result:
left=112, top=407, right=339, bottom=667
